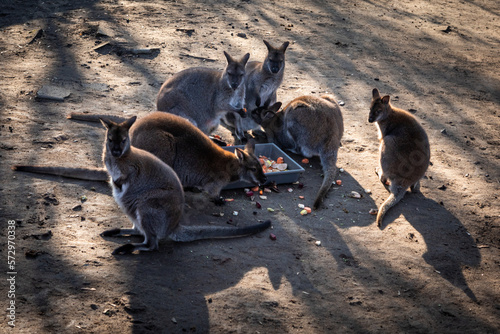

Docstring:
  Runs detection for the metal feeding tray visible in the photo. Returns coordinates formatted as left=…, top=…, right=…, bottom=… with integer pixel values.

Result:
left=222, top=143, right=305, bottom=190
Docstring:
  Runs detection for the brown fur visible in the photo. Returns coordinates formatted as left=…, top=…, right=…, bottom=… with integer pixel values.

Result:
left=369, top=88, right=430, bottom=227
left=251, top=95, right=344, bottom=209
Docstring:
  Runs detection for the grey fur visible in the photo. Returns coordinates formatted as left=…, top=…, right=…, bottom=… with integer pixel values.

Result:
left=99, top=116, right=271, bottom=254
left=156, top=51, right=250, bottom=136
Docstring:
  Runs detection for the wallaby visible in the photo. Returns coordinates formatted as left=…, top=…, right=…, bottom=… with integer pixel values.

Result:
left=222, top=40, right=289, bottom=142
left=156, top=51, right=250, bottom=137
left=368, top=88, right=430, bottom=228
left=13, top=112, right=267, bottom=204
left=97, top=116, right=271, bottom=254
left=251, top=95, right=344, bottom=210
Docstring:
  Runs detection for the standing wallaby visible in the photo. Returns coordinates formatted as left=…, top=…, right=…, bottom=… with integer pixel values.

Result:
left=99, top=116, right=271, bottom=254
left=13, top=112, right=267, bottom=204
left=156, top=51, right=250, bottom=137
left=251, top=95, right=344, bottom=210
left=368, top=88, right=430, bottom=228
left=222, top=40, right=289, bottom=142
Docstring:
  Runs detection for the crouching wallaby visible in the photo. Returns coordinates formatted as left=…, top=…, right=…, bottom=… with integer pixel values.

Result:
left=99, top=116, right=271, bottom=254
left=222, top=40, right=289, bottom=142
left=252, top=95, right=344, bottom=210
left=368, top=88, right=430, bottom=228
left=156, top=51, right=250, bottom=137
left=13, top=112, right=267, bottom=205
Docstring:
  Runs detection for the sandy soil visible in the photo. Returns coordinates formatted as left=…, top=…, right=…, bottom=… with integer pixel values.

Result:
left=0, top=0, right=499, bottom=333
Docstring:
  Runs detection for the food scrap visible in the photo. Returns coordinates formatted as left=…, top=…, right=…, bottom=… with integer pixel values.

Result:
left=259, top=155, right=288, bottom=173
left=335, top=180, right=342, bottom=186
left=301, top=158, right=309, bottom=164
left=270, top=233, right=277, bottom=241
left=369, top=208, right=378, bottom=215
left=300, top=209, right=308, bottom=216
left=267, top=208, right=275, bottom=212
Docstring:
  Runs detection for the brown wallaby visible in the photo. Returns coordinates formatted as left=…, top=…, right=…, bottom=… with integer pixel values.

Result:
left=99, top=116, right=271, bottom=254
left=368, top=88, right=430, bottom=228
left=14, top=112, right=267, bottom=205
left=251, top=95, right=344, bottom=210
left=222, top=40, right=289, bottom=141
left=156, top=51, right=250, bottom=137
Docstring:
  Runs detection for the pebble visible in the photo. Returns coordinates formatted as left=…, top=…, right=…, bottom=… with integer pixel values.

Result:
left=315, top=241, right=321, bottom=246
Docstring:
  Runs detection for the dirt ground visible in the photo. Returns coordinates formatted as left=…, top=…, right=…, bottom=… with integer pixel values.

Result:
left=1, top=0, right=499, bottom=333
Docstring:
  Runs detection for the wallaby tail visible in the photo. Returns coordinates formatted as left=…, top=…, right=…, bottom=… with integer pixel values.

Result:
left=12, top=165, right=109, bottom=181
left=376, top=186, right=406, bottom=228
left=313, top=152, right=338, bottom=210
left=169, top=220, right=271, bottom=242
left=68, top=112, right=127, bottom=124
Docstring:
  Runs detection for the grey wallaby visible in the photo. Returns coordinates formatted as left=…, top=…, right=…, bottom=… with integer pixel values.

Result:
left=251, top=95, right=344, bottom=210
left=222, top=40, right=289, bottom=142
left=99, top=116, right=271, bottom=254
left=156, top=51, right=250, bottom=137
left=368, top=88, right=430, bottom=227
left=13, top=112, right=267, bottom=204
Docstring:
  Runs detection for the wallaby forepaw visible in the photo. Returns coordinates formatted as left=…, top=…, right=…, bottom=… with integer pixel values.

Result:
left=213, top=196, right=226, bottom=206
left=101, top=228, right=121, bottom=237
left=112, top=244, right=135, bottom=255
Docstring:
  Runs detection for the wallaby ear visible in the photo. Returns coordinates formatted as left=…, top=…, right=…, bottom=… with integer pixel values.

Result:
left=270, top=102, right=282, bottom=112
left=223, top=51, right=232, bottom=64
left=122, top=116, right=137, bottom=130
left=244, top=138, right=256, bottom=154
left=234, top=147, right=245, bottom=161
left=99, top=118, right=112, bottom=129
left=262, top=110, right=276, bottom=122
left=280, top=41, right=290, bottom=52
left=241, top=53, right=250, bottom=66
left=263, top=40, right=272, bottom=51
left=372, top=88, right=381, bottom=99
left=381, top=95, right=390, bottom=104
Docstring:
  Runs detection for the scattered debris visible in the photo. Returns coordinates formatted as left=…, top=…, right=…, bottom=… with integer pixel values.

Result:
left=267, top=208, right=275, bottom=212
left=336, top=180, right=342, bottom=186
left=315, top=240, right=321, bottom=246
left=301, top=158, right=309, bottom=164
left=298, top=204, right=305, bottom=209
left=338, top=100, right=345, bottom=106
left=259, top=195, right=267, bottom=200
left=369, top=209, right=378, bottom=215
left=232, top=211, right=238, bottom=216
left=349, top=191, right=362, bottom=199
left=27, top=28, right=43, bottom=44
left=269, top=233, right=277, bottom=241
left=36, top=85, right=71, bottom=102
left=225, top=198, right=234, bottom=202
left=364, top=189, right=372, bottom=194
left=255, top=202, right=262, bottom=209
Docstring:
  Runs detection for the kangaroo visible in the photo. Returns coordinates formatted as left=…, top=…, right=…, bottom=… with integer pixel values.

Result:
left=156, top=51, right=250, bottom=138
left=222, top=40, right=289, bottom=142
left=97, top=116, right=271, bottom=254
left=13, top=112, right=267, bottom=204
left=251, top=95, right=344, bottom=210
left=368, top=88, right=430, bottom=228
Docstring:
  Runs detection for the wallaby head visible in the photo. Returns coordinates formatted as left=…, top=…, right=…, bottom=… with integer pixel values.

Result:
left=263, top=40, right=290, bottom=74
left=100, top=116, right=137, bottom=158
left=223, top=51, right=250, bottom=90
left=368, top=88, right=391, bottom=123
left=251, top=96, right=283, bottom=130
left=234, top=139, right=267, bottom=186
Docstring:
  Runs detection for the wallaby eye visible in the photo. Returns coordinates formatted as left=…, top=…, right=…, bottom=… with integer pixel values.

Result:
left=121, top=138, right=127, bottom=144
left=250, top=167, right=257, bottom=172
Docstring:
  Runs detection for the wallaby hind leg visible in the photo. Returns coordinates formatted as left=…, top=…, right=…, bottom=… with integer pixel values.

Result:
left=313, top=152, right=338, bottom=210
left=101, top=228, right=141, bottom=237
left=375, top=167, right=390, bottom=191
left=376, top=185, right=406, bottom=228
left=410, top=180, right=421, bottom=193
left=111, top=234, right=158, bottom=255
